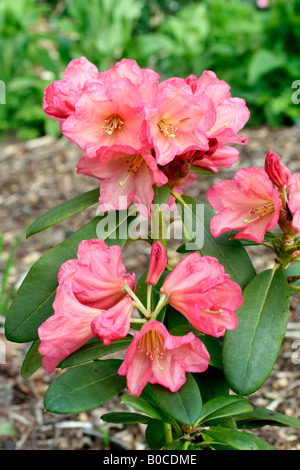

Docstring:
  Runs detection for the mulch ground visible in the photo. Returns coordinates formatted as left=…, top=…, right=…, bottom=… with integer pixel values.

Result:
left=0, top=125, right=299, bottom=450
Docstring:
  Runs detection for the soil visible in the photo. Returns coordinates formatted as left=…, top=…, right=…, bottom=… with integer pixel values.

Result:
left=0, top=125, right=299, bottom=450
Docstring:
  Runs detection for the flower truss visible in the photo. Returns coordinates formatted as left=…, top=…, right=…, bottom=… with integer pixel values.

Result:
left=5, top=58, right=300, bottom=452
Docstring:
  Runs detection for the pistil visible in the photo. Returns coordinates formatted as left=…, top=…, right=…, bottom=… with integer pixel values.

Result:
left=158, top=119, right=177, bottom=138
left=243, top=201, right=274, bottom=224
left=102, top=115, right=124, bottom=135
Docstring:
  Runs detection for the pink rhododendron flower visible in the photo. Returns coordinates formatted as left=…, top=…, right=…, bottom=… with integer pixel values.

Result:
left=76, top=145, right=168, bottom=217
left=185, top=71, right=250, bottom=172
left=61, top=78, right=147, bottom=157
left=160, top=254, right=243, bottom=337
left=265, top=150, right=291, bottom=188
left=207, top=167, right=282, bottom=244
left=143, top=77, right=215, bottom=166
left=91, top=297, right=134, bottom=346
left=99, top=58, right=159, bottom=105
left=43, top=57, right=99, bottom=121
left=288, top=173, right=300, bottom=232
left=38, top=239, right=135, bottom=372
left=145, top=241, right=167, bottom=286
left=118, top=320, right=210, bottom=396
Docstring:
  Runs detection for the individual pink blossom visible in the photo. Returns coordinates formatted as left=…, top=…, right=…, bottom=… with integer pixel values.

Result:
left=98, top=58, right=159, bottom=105
left=160, top=254, right=243, bottom=337
left=288, top=173, right=300, bottom=232
left=38, top=239, right=135, bottom=372
left=145, top=242, right=167, bottom=286
left=143, top=77, right=215, bottom=166
left=207, top=167, right=282, bottom=244
left=43, top=57, right=99, bottom=121
left=61, top=77, right=147, bottom=157
left=91, top=297, right=134, bottom=346
left=264, top=150, right=291, bottom=188
left=185, top=71, right=250, bottom=172
left=76, top=145, right=168, bottom=217
left=118, top=320, right=210, bottom=396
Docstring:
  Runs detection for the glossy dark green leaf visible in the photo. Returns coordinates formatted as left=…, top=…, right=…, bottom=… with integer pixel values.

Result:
left=201, top=426, right=273, bottom=450
left=193, top=367, right=229, bottom=404
left=121, top=393, right=173, bottom=423
left=175, top=195, right=256, bottom=289
left=44, top=360, right=125, bottom=414
left=21, top=340, right=43, bottom=380
left=101, top=412, right=151, bottom=425
left=235, top=407, right=300, bottom=430
left=145, top=419, right=182, bottom=450
left=197, top=395, right=253, bottom=424
left=26, top=188, right=99, bottom=238
left=5, top=210, right=136, bottom=344
left=222, top=268, right=290, bottom=396
left=151, top=373, right=202, bottom=426
left=60, top=337, right=132, bottom=369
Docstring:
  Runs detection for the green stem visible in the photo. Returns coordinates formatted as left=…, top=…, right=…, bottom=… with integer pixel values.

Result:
left=123, top=283, right=151, bottom=318
left=289, top=285, right=300, bottom=292
left=151, top=293, right=169, bottom=319
left=163, top=422, right=173, bottom=446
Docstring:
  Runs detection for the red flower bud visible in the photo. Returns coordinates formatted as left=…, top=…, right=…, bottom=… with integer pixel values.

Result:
left=146, top=241, right=167, bottom=286
left=265, top=150, right=290, bottom=188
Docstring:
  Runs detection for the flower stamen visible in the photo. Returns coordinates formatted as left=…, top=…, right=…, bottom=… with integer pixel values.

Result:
left=137, top=330, right=165, bottom=371
left=119, top=155, right=144, bottom=186
left=158, top=120, right=177, bottom=138
left=102, top=115, right=124, bottom=135
left=243, top=201, right=274, bottom=224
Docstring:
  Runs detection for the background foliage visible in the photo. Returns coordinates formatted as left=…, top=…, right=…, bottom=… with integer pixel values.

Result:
left=0, top=0, right=300, bottom=140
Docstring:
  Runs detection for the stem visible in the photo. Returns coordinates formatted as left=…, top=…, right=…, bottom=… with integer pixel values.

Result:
left=123, top=283, right=151, bottom=318
left=163, top=422, right=173, bottom=446
left=170, top=189, right=184, bottom=204
left=130, top=318, right=146, bottom=325
left=289, top=285, right=300, bottom=292
left=152, top=293, right=169, bottom=319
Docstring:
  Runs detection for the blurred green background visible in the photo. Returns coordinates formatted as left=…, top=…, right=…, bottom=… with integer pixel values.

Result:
left=0, top=0, right=299, bottom=140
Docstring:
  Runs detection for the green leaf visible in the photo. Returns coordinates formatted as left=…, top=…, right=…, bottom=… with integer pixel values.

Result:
left=60, top=337, right=132, bottom=369
left=145, top=419, right=182, bottom=451
left=222, top=268, right=290, bottom=396
left=175, top=195, right=256, bottom=289
left=5, top=210, right=136, bottom=343
left=235, top=407, right=300, bottom=430
left=21, top=340, right=43, bottom=380
left=121, top=393, right=173, bottom=423
left=152, top=184, right=171, bottom=207
left=197, top=395, right=253, bottom=424
left=189, top=166, right=214, bottom=175
left=201, top=426, right=273, bottom=450
left=101, top=412, right=151, bottom=425
left=26, top=188, right=99, bottom=238
left=193, top=367, right=229, bottom=404
left=285, top=263, right=300, bottom=295
left=44, top=360, right=125, bottom=414
left=151, top=373, right=202, bottom=426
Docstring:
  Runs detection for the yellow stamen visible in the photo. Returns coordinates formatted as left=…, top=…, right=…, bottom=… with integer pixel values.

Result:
left=243, top=202, right=274, bottom=224
left=137, top=330, right=165, bottom=371
left=158, top=119, right=177, bottom=138
left=118, top=154, right=144, bottom=187
left=102, top=115, right=124, bottom=135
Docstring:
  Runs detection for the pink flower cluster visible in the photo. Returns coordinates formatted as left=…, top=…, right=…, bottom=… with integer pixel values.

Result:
left=207, top=150, right=300, bottom=244
left=43, top=57, right=250, bottom=217
left=38, top=240, right=243, bottom=396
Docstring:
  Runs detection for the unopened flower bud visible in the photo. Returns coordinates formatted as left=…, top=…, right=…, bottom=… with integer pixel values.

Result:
left=265, top=150, right=291, bottom=188
left=146, top=241, right=167, bottom=286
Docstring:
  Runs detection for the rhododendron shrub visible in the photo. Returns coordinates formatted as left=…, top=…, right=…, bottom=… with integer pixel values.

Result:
left=5, top=59, right=300, bottom=451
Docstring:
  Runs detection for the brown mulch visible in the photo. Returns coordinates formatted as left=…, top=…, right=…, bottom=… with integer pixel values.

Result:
left=0, top=125, right=299, bottom=450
